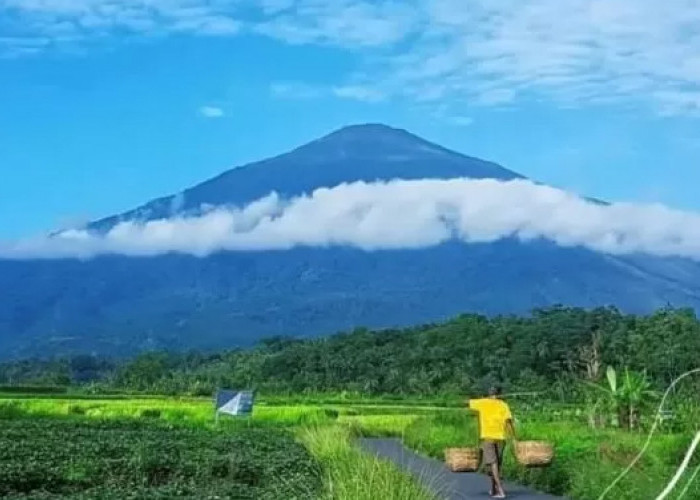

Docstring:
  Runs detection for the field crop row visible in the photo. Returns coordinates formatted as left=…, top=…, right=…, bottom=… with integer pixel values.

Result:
left=0, top=417, right=321, bottom=499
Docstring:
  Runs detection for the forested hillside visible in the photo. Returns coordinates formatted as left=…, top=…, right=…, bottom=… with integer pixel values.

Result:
left=3, top=306, right=699, bottom=398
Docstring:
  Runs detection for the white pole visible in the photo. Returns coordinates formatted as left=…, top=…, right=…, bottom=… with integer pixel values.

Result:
left=655, top=431, right=700, bottom=500
left=677, top=463, right=700, bottom=499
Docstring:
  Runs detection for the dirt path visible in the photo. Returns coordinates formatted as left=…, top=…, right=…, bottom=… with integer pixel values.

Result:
left=359, top=438, right=567, bottom=500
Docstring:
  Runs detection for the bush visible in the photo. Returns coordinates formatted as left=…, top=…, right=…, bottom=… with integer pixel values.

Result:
left=139, top=409, right=162, bottom=419
left=0, top=385, right=67, bottom=395
left=68, top=405, right=87, bottom=415
left=0, top=401, right=24, bottom=419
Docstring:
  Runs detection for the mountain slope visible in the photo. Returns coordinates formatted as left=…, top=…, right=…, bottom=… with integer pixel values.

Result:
left=2, top=240, right=700, bottom=359
left=89, top=124, right=522, bottom=230
left=2, top=124, right=699, bottom=359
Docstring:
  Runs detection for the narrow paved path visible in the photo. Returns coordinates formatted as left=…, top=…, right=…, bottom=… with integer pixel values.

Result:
left=359, top=438, right=566, bottom=500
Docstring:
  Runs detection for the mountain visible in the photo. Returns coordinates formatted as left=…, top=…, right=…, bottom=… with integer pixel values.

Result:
left=2, top=124, right=700, bottom=359
left=89, top=124, right=522, bottom=230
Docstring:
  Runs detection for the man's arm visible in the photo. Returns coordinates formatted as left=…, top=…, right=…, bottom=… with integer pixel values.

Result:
left=504, top=403, right=516, bottom=440
left=465, top=398, right=483, bottom=415
left=466, top=400, right=482, bottom=442
left=506, top=418, right=517, bottom=440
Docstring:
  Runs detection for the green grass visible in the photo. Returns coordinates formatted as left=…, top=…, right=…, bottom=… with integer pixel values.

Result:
left=299, top=425, right=437, bottom=500
left=509, top=421, right=700, bottom=500
left=398, top=413, right=700, bottom=500
left=0, top=398, right=337, bottom=428
left=259, top=393, right=462, bottom=408
left=339, top=414, right=422, bottom=437
left=403, top=410, right=479, bottom=457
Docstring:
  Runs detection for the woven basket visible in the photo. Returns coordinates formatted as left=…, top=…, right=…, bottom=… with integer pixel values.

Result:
left=514, top=441, right=554, bottom=467
left=444, top=447, right=480, bottom=472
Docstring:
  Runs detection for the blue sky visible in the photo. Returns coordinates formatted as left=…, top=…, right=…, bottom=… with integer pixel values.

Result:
left=2, top=0, right=700, bottom=239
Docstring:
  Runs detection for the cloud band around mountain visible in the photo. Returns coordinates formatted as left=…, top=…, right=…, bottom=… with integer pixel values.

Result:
left=2, top=178, right=700, bottom=260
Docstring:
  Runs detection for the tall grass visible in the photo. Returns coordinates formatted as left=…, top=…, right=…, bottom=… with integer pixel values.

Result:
left=260, top=392, right=461, bottom=408
left=403, top=410, right=479, bottom=457
left=340, top=414, right=421, bottom=437
left=299, top=426, right=438, bottom=500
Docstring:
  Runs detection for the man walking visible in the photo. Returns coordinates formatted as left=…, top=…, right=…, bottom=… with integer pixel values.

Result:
left=468, top=385, right=516, bottom=498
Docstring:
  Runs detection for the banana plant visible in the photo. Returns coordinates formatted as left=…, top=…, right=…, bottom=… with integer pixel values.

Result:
left=585, top=366, right=658, bottom=430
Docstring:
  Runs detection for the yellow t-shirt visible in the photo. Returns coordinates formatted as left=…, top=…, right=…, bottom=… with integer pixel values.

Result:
left=469, top=398, right=512, bottom=441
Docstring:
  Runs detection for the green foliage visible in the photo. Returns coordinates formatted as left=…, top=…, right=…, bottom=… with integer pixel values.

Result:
left=299, top=426, right=437, bottom=500
left=586, top=366, right=658, bottom=430
left=0, top=417, right=322, bottom=499
left=0, top=401, right=24, bottom=419
left=339, top=414, right=421, bottom=438
left=139, top=408, right=161, bottom=419
left=3, top=306, right=699, bottom=405
left=0, top=397, right=339, bottom=430
left=403, top=411, right=479, bottom=458
left=0, top=386, right=67, bottom=395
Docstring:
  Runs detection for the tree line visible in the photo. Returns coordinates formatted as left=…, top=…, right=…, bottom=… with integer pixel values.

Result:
left=1, top=306, right=699, bottom=399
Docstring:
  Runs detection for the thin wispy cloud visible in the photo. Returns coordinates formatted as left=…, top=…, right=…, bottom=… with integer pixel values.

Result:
left=332, top=85, right=385, bottom=103
left=199, top=106, right=225, bottom=118
left=270, top=81, right=323, bottom=99
left=377, top=0, right=700, bottom=115
left=444, top=116, right=474, bottom=127
left=4, top=0, right=700, bottom=116
left=271, top=82, right=385, bottom=102
left=2, top=0, right=242, bottom=34
left=254, top=0, right=420, bottom=47
left=3, top=178, right=700, bottom=260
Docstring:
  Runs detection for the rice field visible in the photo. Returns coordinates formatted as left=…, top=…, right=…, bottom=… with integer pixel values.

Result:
left=1, top=393, right=698, bottom=499
left=0, top=396, right=337, bottom=427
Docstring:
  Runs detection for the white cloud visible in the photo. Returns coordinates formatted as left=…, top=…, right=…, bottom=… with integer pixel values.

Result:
left=254, top=0, right=420, bottom=47
left=271, top=81, right=386, bottom=102
left=445, top=116, right=473, bottom=127
left=0, top=0, right=417, bottom=53
left=4, top=178, right=700, bottom=260
left=259, top=0, right=295, bottom=15
left=4, top=0, right=700, bottom=116
left=376, top=0, right=700, bottom=114
left=270, top=81, right=323, bottom=99
left=654, top=90, right=700, bottom=116
left=332, top=85, right=385, bottom=102
left=0, top=0, right=244, bottom=52
left=259, top=0, right=700, bottom=116
left=199, top=105, right=225, bottom=118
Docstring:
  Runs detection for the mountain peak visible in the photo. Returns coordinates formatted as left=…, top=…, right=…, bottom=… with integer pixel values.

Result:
left=296, top=123, right=450, bottom=160
left=324, top=123, right=414, bottom=138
